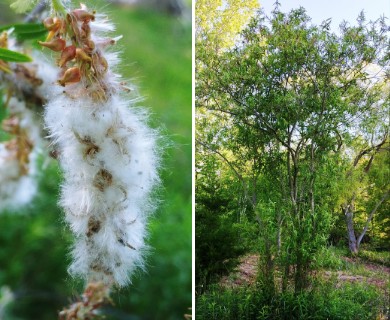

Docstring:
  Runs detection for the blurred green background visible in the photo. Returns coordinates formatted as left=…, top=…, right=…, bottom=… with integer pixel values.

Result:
left=0, top=1, right=192, bottom=319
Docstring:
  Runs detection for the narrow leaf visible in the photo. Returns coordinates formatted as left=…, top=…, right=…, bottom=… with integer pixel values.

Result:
left=0, top=48, right=32, bottom=62
left=0, top=23, right=47, bottom=41
left=16, top=31, right=47, bottom=41
left=10, top=0, right=37, bottom=14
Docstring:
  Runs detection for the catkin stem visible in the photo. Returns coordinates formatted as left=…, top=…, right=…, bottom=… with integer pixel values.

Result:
left=51, top=0, right=66, bottom=15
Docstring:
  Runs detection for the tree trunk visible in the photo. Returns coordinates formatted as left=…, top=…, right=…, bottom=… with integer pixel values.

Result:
left=277, top=210, right=282, bottom=256
left=344, top=190, right=389, bottom=255
left=345, top=203, right=358, bottom=254
left=294, top=246, right=308, bottom=293
left=346, top=212, right=358, bottom=254
left=282, top=262, right=289, bottom=293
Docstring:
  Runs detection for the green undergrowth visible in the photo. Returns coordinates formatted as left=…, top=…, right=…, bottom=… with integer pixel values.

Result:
left=196, top=281, right=388, bottom=320
left=197, top=246, right=389, bottom=319
left=312, top=246, right=348, bottom=271
left=359, top=249, right=390, bottom=267
left=313, top=246, right=390, bottom=270
left=310, top=246, right=389, bottom=292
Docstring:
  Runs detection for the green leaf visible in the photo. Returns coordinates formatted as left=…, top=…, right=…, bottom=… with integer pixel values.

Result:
left=10, top=0, right=37, bottom=14
left=0, top=23, right=47, bottom=41
left=0, top=48, right=32, bottom=62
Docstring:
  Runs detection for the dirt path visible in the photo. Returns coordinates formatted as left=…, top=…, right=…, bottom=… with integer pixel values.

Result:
left=220, top=254, right=258, bottom=288
left=220, top=253, right=390, bottom=289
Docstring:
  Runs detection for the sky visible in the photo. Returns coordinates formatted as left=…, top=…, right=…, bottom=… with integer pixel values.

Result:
left=258, top=0, right=390, bottom=31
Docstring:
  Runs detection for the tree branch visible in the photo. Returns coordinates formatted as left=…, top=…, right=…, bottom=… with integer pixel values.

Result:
left=357, top=189, right=390, bottom=247
left=24, top=0, right=47, bottom=22
left=196, top=138, right=244, bottom=185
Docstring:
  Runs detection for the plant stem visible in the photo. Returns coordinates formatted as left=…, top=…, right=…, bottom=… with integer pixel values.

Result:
left=25, top=0, right=47, bottom=22
left=51, top=0, right=66, bottom=15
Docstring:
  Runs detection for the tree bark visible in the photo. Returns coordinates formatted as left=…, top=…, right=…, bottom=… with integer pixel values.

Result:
left=345, top=210, right=358, bottom=254
left=277, top=210, right=282, bottom=255
left=356, top=189, right=390, bottom=247
left=345, top=203, right=358, bottom=255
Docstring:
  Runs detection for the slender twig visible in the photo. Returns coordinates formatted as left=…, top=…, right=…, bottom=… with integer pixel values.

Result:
left=24, top=0, right=47, bottom=23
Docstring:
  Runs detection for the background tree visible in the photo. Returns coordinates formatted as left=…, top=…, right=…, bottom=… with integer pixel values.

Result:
left=195, top=0, right=259, bottom=49
left=195, top=0, right=260, bottom=291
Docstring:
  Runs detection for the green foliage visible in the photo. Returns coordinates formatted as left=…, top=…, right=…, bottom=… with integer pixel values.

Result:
left=0, top=93, right=10, bottom=142
left=0, top=47, right=32, bottom=62
left=196, top=0, right=259, bottom=49
left=312, top=246, right=347, bottom=270
left=51, top=0, right=66, bottom=15
left=359, top=249, right=390, bottom=267
left=196, top=156, right=245, bottom=289
left=196, top=3, right=389, bottom=294
left=196, top=281, right=388, bottom=320
left=196, top=206, right=244, bottom=289
left=9, top=0, right=37, bottom=14
left=0, top=162, right=71, bottom=320
left=0, top=23, right=47, bottom=41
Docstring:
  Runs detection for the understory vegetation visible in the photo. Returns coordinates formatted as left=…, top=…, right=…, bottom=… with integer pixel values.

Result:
left=197, top=282, right=387, bottom=320
left=196, top=218, right=390, bottom=318
left=196, top=248, right=389, bottom=319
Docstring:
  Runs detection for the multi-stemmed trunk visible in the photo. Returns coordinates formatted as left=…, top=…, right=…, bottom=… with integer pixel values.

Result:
left=345, top=190, right=389, bottom=255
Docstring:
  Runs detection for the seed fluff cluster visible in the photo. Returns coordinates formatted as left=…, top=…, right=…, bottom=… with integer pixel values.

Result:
left=0, top=31, right=56, bottom=211
left=42, top=3, right=159, bottom=286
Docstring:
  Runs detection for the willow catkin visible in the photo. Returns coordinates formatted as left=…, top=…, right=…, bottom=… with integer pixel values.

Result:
left=43, top=3, right=159, bottom=286
left=0, top=31, right=57, bottom=211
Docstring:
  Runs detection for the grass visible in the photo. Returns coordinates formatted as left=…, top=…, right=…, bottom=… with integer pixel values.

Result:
left=196, top=281, right=388, bottom=320
left=313, top=246, right=390, bottom=281
left=0, top=2, right=191, bottom=319
left=359, top=248, right=390, bottom=267
left=198, top=246, right=390, bottom=319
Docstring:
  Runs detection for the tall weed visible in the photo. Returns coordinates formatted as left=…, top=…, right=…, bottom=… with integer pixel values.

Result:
left=196, top=281, right=388, bottom=320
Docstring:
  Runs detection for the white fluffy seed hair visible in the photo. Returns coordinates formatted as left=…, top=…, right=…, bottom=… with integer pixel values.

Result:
left=0, top=144, right=37, bottom=211
left=0, top=97, right=40, bottom=212
left=0, top=52, right=57, bottom=212
left=44, top=6, right=160, bottom=286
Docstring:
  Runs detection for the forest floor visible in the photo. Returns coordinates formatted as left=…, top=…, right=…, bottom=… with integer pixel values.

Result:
left=201, top=250, right=389, bottom=319
left=220, top=250, right=390, bottom=290
left=324, top=256, right=390, bottom=288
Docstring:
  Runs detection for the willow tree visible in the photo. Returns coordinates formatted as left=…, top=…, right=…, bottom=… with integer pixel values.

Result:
left=196, top=5, right=389, bottom=293
left=195, top=0, right=259, bottom=49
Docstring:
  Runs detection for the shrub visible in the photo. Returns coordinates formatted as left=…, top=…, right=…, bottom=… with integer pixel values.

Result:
left=312, top=246, right=347, bottom=270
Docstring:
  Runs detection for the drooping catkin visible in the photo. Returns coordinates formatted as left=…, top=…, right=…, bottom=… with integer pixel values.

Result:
left=42, top=3, right=159, bottom=286
left=0, top=97, right=39, bottom=211
left=0, top=31, right=57, bottom=211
